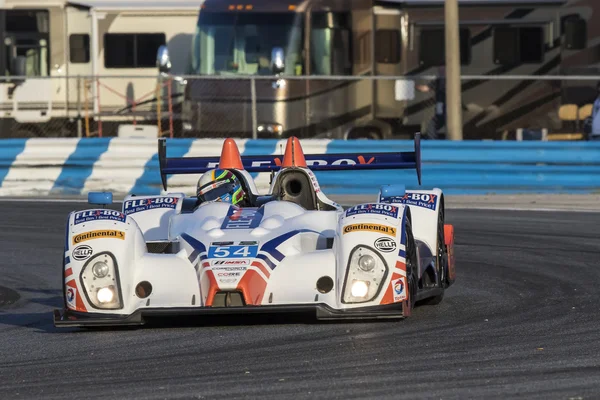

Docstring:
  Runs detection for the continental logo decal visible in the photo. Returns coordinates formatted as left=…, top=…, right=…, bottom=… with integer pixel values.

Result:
left=343, top=223, right=397, bottom=237
left=72, top=230, right=125, bottom=244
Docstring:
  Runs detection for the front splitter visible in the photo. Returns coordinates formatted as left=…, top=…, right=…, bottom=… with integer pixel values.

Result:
left=53, top=303, right=405, bottom=328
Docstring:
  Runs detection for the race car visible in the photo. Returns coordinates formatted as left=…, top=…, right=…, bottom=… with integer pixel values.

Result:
left=54, top=133, right=455, bottom=327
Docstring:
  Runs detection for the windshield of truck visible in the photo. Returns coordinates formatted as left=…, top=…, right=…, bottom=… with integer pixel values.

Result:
left=191, top=12, right=304, bottom=76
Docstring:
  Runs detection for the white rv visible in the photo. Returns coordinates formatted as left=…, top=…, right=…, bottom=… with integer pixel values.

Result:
left=179, top=0, right=599, bottom=140
left=0, top=0, right=201, bottom=137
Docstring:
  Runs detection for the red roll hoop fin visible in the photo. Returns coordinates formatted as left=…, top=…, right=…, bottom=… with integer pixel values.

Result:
left=281, top=136, right=307, bottom=168
left=218, top=138, right=244, bottom=170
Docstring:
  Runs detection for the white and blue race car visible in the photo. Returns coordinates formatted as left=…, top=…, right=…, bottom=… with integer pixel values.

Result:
left=54, top=134, right=456, bottom=327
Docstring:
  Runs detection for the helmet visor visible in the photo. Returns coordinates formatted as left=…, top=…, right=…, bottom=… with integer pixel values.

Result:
left=199, top=181, right=237, bottom=203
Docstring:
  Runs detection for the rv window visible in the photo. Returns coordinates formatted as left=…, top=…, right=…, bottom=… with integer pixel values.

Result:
left=563, top=15, right=587, bottom=50
left=104, top=33, right=166, bottom=68
left=5, top=37, right=49, bottom=76
left=493, top=26, right=544, bottom=65
left=193, top=13, right=304, bottom=75
left=375, top=30, right=400, bottom=64
left=6, top=10, right=49, bottom=33
left=311, top=27, right=352, bottom=75
left=419, top=28, right=471, bottom=67
left=69, top=34, right=90, bottom=64
left=520, top=27, right=544, bottom=63
left=136, top=34, right=166, bottom=67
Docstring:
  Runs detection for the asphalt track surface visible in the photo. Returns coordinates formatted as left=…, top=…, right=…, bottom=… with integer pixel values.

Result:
left=1, top=201, right=600, bottom=399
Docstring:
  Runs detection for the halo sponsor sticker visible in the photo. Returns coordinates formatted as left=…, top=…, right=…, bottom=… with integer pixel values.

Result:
left=374, top=237, right=397, bottom=252
left=72, top=245, right=93, bottom=261
left=346, top=203, right=399, bottom=218
left=343, top=223, right=397, bottom=237
left=66, top=287, right=77, bottom=309
left=388, top=193, right=437, bottom=210
left=123, top=196, right=179, bottom=215
left=393, top=277, right=407, bottom=302
left=74, top=209, right=126, bottom=225
left=72, top=230, right=125, bottom=245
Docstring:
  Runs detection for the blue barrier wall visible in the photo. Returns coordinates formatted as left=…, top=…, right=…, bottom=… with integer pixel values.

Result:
left=1, top=138, right=599, bottom=196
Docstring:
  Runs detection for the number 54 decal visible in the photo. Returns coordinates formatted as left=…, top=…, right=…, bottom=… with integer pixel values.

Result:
left=208, top=245, right=258, bottom=259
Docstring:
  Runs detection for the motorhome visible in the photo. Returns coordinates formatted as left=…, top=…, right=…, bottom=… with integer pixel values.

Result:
left=0, top=0, right=200, bottom=137
left=178, top=0, right=599, bottom=140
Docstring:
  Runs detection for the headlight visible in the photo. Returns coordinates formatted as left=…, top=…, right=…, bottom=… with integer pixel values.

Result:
left=92, top=261, right=109, bottom=278
left=358, top=255, right=376, bottom=271
left=79, top=252, right=123, bottom=310
left=97, top=286, right=115, bottom=303
left=342, top=246, right=388, bottom=304
left=350, top=280, right=370, bottom=297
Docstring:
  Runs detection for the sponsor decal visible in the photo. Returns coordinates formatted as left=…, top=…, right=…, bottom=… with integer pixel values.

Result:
left=346, top=203, right=399, bottom=218
left=221, top=207, right=263, bottom=230
left=374, top=237, right=397, bottom=253
left=72, top=245, right=93, bottom=261
left=243, top=155, right=377, bottom=169
left=393, top=277, right=407, bottom=302
left=66, top=287, right=76, bottom=309
left=385, top=193, right=437, bottom=210
left=343, top=223, right=397, bottom=237
left=209, top=244, right=258, bottom=259
left=123, top=196, right=179, bottom=215
left=306, top=170, right=321, bottom=193
left=72, top=230, right=125, bottom=245
left=212, top=266, right=248, bottom=271
left=74, top=209, right=126, bottom=225
left=212, top=260, right=250, bottom=266
left=217, top=272, right=241, bottom=277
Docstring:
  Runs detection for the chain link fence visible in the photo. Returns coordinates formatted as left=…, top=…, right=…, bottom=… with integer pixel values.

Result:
left=0, top=74, right=598, bottom=140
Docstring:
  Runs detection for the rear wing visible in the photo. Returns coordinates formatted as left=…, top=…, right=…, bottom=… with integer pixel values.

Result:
left=158, top=133, right=422, bottom=190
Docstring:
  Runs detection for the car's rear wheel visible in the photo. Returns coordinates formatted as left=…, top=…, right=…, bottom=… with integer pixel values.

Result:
left=423, top=206, right=447, bottom=305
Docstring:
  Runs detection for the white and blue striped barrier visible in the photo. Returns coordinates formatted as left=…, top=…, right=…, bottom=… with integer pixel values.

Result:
left=0, top=138, right=599, bottom=197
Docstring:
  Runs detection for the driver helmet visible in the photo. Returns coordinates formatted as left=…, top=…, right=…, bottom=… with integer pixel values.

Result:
left=196, top=169, right=247, bottom=206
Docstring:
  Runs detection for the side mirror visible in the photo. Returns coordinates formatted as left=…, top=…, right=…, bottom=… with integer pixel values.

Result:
left=88, top=191, right=113, bottom=206
left=378, top=184, right=406, bottom=203
left=270, top=47, right=285, bottom=74
left=156, top=45, right=171, bottom=74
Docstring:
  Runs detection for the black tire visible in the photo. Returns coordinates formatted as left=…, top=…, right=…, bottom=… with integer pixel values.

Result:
left=404, top=219, right=419, bottom=313
left=423, top=206, right=447, bottom=305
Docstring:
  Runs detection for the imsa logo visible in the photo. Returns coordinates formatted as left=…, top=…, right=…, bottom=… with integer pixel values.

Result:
left=374, top=237, right=397, bottom=253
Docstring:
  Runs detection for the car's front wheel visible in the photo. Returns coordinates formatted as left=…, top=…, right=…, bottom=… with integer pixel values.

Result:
left=402, top=219, right=419, bottom=316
